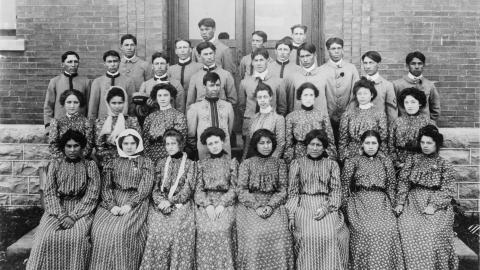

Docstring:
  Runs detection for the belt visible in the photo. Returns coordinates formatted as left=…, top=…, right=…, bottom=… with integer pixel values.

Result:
left=353, top=185, right=386, bottom=193
left=410, top=182, right=441, bottom=191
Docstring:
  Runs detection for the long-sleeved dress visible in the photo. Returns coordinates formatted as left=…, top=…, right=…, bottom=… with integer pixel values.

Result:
left=286, top=156, right=349, bottom=270
left=338, top=106, right=388, bottom=161
left=142, top=108, right=187, bottom=164
left=388, top=113, right=436, bottom=167
left=194, top=154, right=238, bottom=270
left=284, top=107, right=337, bottom=163
left=95, top=115, right=141, bottom=165
left=26, top=159, right=100, bottom=270
left=48, top=113, right=94, bottom=159
left=396, top=153, right=458, bottom=270
left=341, top=154, right=404, bottom=270
left=140, top=154, right=196, bottom=270
left=89, top=156, right=154, bottom=270
left=236, top=156, right=294, bottom=270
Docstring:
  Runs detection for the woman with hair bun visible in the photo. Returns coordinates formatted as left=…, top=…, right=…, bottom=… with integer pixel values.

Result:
left=395, top=125, right=458, bottom=270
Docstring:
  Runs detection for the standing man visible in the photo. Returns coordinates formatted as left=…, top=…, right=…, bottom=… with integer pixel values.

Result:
left=119, top=34, right=151, bottom=91
left=193, top=18, right=237, bottom=76
left=88, top=50, right=136, bottom=119
left=319, top=37, right=360, bottom=143
left=187, top=42, right=237, bottom=108
left=393, top=51, right=440, bottom=121
left=269, top=38, right=300, bottom=79
left=238, top=30, right=272, bottom=79
left=361, top=51, right=398, bottom=124
left=44, top=51, right=91, bottom=129
left=169, top=39, right=203, bottom=94
left=187, top=72, right=235, bottom=160
left=290, top=24, right=307, bottom=65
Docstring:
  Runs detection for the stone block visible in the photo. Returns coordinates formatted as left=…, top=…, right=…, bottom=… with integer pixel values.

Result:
left=454, top=166, right=480, bottom=182
left=440, top=149, right=470, bottom=165
left=0, top=175, right=28, bottom=193
left=0, top=161, right=12, bottom=174
left=441, top=128, right=480, bottom=148
left=23, top=144, right=50, bottom=160
left=471, top=149, right=480, bottom=165
left=13, top=161, right=45, bottom=176
left=0, top=144, right=23, bottom=160
left=0, top=125, right=48, bottom=143
left=458, top=183, right=480, bottom=199
left=457, top=199, right=479, bottom=212
left=29, top=177, right=40, bottom=194
left=0, top=194, right=9, bottom=205
left=10, top=194, right=41, bottom=206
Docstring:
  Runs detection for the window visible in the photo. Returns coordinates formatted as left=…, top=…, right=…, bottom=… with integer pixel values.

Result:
left=0, top=0, right=25, bottom=51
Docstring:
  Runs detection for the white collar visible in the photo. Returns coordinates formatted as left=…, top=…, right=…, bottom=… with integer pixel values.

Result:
left=259, top=106, right=273, bottom=114
left=359, top=103, right=374, bottom=109
left=366, top=73, right=379, bottom=81
left=204, top=63, right=216, bottom=69
left=330, top=59, right=343, bottom=67
left=408, top=72, right=423, bottom=80
left=178, top=57, right=191, bottom=64
left=292, top=42, right=302, bottom=47
left=159, top=104, right=172, bottom=111
left=303, top=64, right=317, bottom=73
left=106, top=71, right=119, bottom=76
left=124, top=55, right=136, bottom=62
left=253, top=69, right=268, bottom=80
left=155, top=74, right=168, bottom=80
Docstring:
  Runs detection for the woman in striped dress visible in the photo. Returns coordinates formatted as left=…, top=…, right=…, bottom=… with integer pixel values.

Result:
left=236, top=129, right=294, bottom=270
left=140, top=129, right=196, bottom=269
left=242, top=82, right=285, bottom=160
left=194, top=127, right=238, bottom=270
left=395, top=125, right=458, bottom=270
left=27, top=130, right=100, bottom=270
left=90, top=129, right=154, bottom=270
left=342, top=130, right=404, bottom=269
left=95, top=86, right=141, bottom=166
left=286, top=129, right=349, bottom=270
left=284, top=82, right=336, bottom=164
left=48, top=89, right=94, bottom=159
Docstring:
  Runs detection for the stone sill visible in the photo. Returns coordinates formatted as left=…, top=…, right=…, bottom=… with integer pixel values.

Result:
left=0, top=38, right=25, bottom=51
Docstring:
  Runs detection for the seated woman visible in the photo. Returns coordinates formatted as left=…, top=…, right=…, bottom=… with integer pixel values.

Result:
left=27, top=130, right=100, bottom=270
left=95, top=86, right=141, bottom=166
left=286, top=129, right=348, bottom=269
left=48, top=89, right=94, bottom=159
left=90, top=129, right=154, bottom=270
left=388, top=87, right=436, bottom=170
left=395, top=125, right=458, bottom=270
left=339, top=77, right=387, bottom=162
left=242, top=82, right=285, bottom=160
left=342, top=130, right=404, bottom=270
left=143, top=83, right=187, bottom=164
left=284, top=82, right=336, bottom=164
left=194, top=127, right=238, bottom=270
left=140, top=129, right=195, bottom=269
left=237, top=129, right=294, bottom=270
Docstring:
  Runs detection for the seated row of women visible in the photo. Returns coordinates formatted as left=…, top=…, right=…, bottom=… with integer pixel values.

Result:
left=28, top=124, right=458, bottom=270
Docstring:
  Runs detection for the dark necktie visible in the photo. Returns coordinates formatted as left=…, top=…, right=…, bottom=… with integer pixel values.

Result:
left=292, top=45, right=300, bottom=65
left=276, top=60, right=289, bottom=79
left=179, top=58, right=192, bottom=87
left=154, top=75, right=168, bottom=82
left=206, top=97, right=219, bottom=128
left=64, top=72, right=78, bottom=90
left=106, top=72, right=120, bottom=86
left=203, top=65, right=217, bottom=72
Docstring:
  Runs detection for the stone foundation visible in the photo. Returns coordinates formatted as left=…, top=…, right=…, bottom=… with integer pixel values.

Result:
left=0, top=125, right=478, bottom=212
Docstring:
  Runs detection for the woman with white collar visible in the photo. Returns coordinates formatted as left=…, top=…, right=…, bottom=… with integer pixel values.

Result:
left=338, top=77, right=388, bottom=162
left=90, top=129, right=154, bottom=270
left=95, top=86, right=141, bottom=166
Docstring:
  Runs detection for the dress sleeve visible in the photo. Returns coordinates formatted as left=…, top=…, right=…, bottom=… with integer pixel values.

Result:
left=152, top=159, right=166, bottom=206
left=99, top=161, right=117, bottom=210
left=267, top=160, right=288, bottom=209
left=194, top=162, right=213, bottom=207
left=387, top=121, right=399, bottom=164
left=174, top=82, right=186, bottom=114
left=186, top=106, right=198, bottom=150
left=383, top=156, right=397, bottom=207
left=285, top=159, right=300, bottom=220
left=69, top=161, right=101, bottom=221
left=378, top=112, right=389, bottom=155
left=429, top=159, right=455, bottom=210
left=396, top=155, right=414, bottom=206
left=175, top=112, right=188, bottom=140
left=323, top=115, right=338, bottom=160
left=272, top=115, right=286, bottom=158
left=284, top=115, right=294, bottom=164
left=328, top=161, right=342, bottom=211
left=340, top=157, right=355, bottom=207
left=43, top=161, right=68, bottom=219
left=338, top=112, right=350, bottom=161
left=84, top=118, right=95, bottom=157
left=170, top=160, right=196, bottom=205
left=218, top=158, right=238, bottom=207
left=127, top=158, right=154, bottom=208
left=95, top=119, right=109, bottom=160
left=47, top=119, right=63, bottom=159
left=43, top=78, right=56, bottom=126
left=237, top=160, right=260, bottom=209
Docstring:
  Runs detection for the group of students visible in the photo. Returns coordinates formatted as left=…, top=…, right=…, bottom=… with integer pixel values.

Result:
left=29, top=17, right=458, bottom=270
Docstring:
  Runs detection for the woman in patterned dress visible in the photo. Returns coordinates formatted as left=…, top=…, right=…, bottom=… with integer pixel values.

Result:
left=95, top=86, right=141, bottom=166
left=143, top=83, right=187, bottom=164
left=284, top=82, right=336, bottom=164
left=90, top=129, right=154, bottom=270
left=395, top=125, right=458, bottom=270
left=338, top=77, right=388, bottom=162
left=194, top=127, right=238, bottom=270
left=27, top=130, right=100, bottom=270
left=48, top=89, right=94, bottom=159
left=242, top=82, right=285, bottom=160
left=236, top=129, right=294, bottom=270
left=342, top=130, right=404, bottom=270
left=286, top=129, right=349, bottom=270
left=388, top=87, right=436, bottom=170
left=140, top=129, right=196, bottom=270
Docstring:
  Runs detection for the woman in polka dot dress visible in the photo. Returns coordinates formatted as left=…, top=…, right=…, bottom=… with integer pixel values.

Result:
left=342, top=130, right=404, bottom=270
left=395, top=125, right=458, bottom=270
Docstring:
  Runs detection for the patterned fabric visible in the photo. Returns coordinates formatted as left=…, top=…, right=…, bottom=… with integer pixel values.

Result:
left=284, top=108, right=337, bottom=163
left=143, top=108, right=187, bottom=164
left=396, top=153, right=458, bottom=270
left=236, top=157, right=294, bottom=270
left=90, top=156, right=154, bottom=270
left=341, top=154, right=404, bottom=270
left=95, top=115, right=141, bottom=166
left=243, top=111, right=285, bottom=159
left=338, top=106, right=388, bottom=161
left=194, top=155, right=238, bottom=270
left=48, top=113, right=94, bottom=159
left=388, top=113, right=436, bottom=167
left=140, top=157, right=196, bottom=270
left=286, top=157, right=349, bottom=270
left=27, top=159, right=100, bottom=270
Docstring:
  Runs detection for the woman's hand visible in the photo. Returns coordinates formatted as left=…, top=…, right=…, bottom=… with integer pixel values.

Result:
left=255, top=207, right=265, bottom=217
left=215, top=205, right=225, bottom=219
left=394, top=205, right=404, bottom=216
left=262, top=206, right=273, bottom=219
left=158, top=200, right=172, bottom=211
left=423, top=205, right=436, bottom=215
left=110, top=206, right=122, bottom=215
left=59, top=216, right=75, bottom=229
left=206, top=205, right=216, bottom=220
left=313, top=208, right=328, bottom=220
left=118, top=204, right=132, bottom=215
left=288, top=219, right=295, bottom=231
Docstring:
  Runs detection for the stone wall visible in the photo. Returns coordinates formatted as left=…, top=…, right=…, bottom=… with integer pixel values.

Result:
left=0, top=124, right=478, bottom=212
